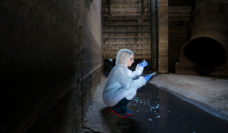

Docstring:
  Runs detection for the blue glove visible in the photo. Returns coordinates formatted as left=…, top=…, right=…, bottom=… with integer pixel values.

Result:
left=139, top=60, right=148, bottom=67
left=150, top=72, right=157, bottom=77
left=144, top=74, right=153, bottom=82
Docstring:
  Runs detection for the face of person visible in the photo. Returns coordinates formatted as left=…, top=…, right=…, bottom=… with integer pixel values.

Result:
left=127, top=54, right=134, bottom=66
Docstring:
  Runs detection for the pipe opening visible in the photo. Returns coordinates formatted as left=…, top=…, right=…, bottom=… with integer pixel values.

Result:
left=184, top=37, right=226, bottom=67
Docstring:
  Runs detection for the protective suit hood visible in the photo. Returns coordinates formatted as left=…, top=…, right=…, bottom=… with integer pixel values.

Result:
left=115, top=49, right=134, bottom=66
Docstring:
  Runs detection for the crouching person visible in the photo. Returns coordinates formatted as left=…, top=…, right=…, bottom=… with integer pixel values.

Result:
left=103, top=49, right=155, bottom=118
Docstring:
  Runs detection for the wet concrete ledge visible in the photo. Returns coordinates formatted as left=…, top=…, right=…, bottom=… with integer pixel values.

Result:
left=150, top=74, right=228, bottom=121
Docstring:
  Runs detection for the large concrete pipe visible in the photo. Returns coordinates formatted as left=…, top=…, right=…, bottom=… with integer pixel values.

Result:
left=176, top=0, right=228, bottom=75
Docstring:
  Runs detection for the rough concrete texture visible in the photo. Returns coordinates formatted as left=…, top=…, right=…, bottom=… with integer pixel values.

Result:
left=150, top=74, right=228, bottom=121
left=175, top=0, right=228, bottom=75
left=158, top=0, right=168, bottom=73
left=0, top=0, right=102, bottom=133
left=168, top=1, right=193, bottom=73
left=102, top=0, right=153, bottom=59
left=81, top=76, right=109, bottom=132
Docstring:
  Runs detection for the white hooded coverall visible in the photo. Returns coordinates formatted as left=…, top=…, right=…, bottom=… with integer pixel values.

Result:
left=103, top=49, right=147, bottom=107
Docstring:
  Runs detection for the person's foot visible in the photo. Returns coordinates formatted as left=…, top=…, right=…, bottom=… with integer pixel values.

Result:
left=122, top=107, right=134, bottom=116
left=106, top=107, right=128, bottom=118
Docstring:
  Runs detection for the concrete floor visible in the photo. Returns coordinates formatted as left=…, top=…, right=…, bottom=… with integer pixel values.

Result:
left=81, top=74, right=228, bottom=133
left=150, top=74, right=228, bottom=121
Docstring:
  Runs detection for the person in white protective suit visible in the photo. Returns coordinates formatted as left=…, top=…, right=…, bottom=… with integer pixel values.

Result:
left=103, top=49, right=157, bottom=118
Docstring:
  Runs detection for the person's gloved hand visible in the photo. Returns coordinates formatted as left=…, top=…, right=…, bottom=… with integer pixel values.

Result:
left=144, top=74, right=153, bottom=82
left=150, top=72, right=157, bottom=77
left=139, top=60, right=148, bottom=68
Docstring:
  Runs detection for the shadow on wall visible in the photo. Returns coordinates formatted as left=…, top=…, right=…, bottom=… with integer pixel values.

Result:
left=0, top=0, right=102, bottom=133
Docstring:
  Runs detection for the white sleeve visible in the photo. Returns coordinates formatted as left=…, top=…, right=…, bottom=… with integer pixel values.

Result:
left=127, top=64, right=144, bottom=79
left=117, top=69, right=146, bottom=90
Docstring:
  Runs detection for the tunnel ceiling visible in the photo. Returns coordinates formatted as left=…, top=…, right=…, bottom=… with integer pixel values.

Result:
left=102, top=0, right=152, bottom=59
left=184, top=37, right=226, bottom=67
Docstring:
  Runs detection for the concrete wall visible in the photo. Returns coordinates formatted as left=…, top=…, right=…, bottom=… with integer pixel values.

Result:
left=168, top=0, right=193, bottom=73
left=175, top=0, right=228, bottom=76
left=0, top=0, right=102, bottom=133
left=102, top=0, right=153, bottom=60
left=158, top=0, right=168, bottom=73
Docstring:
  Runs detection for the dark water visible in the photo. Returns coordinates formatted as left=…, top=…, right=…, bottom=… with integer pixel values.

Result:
left=101, top=84, right=228, bottom=133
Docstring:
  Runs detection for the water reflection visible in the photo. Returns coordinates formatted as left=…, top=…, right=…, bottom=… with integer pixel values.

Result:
left=130, top=84, right=228, bottom=133
left=102, top=83, right=228, bottom=133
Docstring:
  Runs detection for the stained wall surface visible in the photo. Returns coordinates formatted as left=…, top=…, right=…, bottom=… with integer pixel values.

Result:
left=175, top=0, right=228, bottom=75
left=168, top=0, right=193, bottom=73
left=158, top=0, right=168, bottom=73
left=102, top=0, right=152, bottom=60
left=0, top=0, right=102, bottom=133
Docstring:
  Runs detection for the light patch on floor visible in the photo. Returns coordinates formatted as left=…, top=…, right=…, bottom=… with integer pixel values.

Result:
left=150, top=74, right=228, bottom=121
